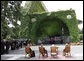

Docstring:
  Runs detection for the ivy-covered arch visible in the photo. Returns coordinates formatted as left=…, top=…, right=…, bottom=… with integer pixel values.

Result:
left=22, top=9, right=79, bottom=43
left=33, top=16, right=69, bottom=37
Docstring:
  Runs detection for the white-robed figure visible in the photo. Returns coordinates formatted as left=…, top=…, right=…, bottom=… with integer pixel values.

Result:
left=50, top=44, right=58, bottom=57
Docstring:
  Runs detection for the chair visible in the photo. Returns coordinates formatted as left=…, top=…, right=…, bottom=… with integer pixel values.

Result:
left=25, top=46, right=32, bottom=58
left=50, top=46, right=58, bottom=57
left=39, top=46, right=48, bottom=57
left=63, top=45, right=71, bottom=56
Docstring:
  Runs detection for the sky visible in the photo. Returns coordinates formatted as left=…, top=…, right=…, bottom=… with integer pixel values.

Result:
left=20, top=1, right=83, bottom=30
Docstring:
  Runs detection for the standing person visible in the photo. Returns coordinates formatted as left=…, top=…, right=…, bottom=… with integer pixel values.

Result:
left=30, top=43, right=32, bottom=46
left=4, top=39, right=7, bottom=53
left=5, top=40, right=10, bottom=54
left=20, top=41, right=23, bottom=48
left=16, top=41, right=18, bottom=49
left=50, top=38, right=52, bottom=44
left=53, top=38, right=55, bottom=44
left=46, top=38, right=50, bottom=44
left=49, top=38, right=51, bottom=44
left=61, top=38, right=63, bottom=44
left=26, top=40, right=28, bottom=46
left=48, top=38, right=50, bottom=44
left=1, top=40, right=5, bottom=54
left=29, top=39, right=31, bottom=44
left=50, top=38, right=55, bottom=44
left=27, top=39, right=30, bottom=46
left=16, top=41, right=19, bottom=49
left=11, top=41, right=15, bottom=50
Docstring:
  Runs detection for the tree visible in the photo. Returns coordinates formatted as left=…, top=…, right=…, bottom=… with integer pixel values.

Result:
left=21, top=1, right=46, bottom=15
left=1, top=1, right=22, bottom=39
left=20, top=1, right=47, bottom=40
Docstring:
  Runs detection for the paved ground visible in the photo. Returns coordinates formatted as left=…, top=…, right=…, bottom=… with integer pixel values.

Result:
left=1, top=44, right=83, bottom=60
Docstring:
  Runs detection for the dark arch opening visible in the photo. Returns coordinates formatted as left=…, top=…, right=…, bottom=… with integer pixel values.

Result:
left=34, top=17, right=70, bottom=44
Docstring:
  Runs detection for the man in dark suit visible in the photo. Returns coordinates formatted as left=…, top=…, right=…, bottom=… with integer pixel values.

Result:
left=1, top=40, right=5, bottom=54
left=5, top=40, right=10, bottom=53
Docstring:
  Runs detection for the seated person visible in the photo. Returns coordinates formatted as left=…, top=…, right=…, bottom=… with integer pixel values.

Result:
left=39, top=44, right=48, bottom=57
left=63, top=42, right=71, bottom=56
left=25, top=45, right=35, bottom=58
left=50, top=44, right=58, bottom=57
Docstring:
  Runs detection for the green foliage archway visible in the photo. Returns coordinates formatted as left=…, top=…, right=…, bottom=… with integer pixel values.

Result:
left=22, top=9, right=79, bottom=43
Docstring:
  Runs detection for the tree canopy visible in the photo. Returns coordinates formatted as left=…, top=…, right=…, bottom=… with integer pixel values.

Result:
left=1, top=1, right=22, bottom=39
left=1, top=1, right=47, bottom=40
left=21, top=1, right=46, bottom=15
